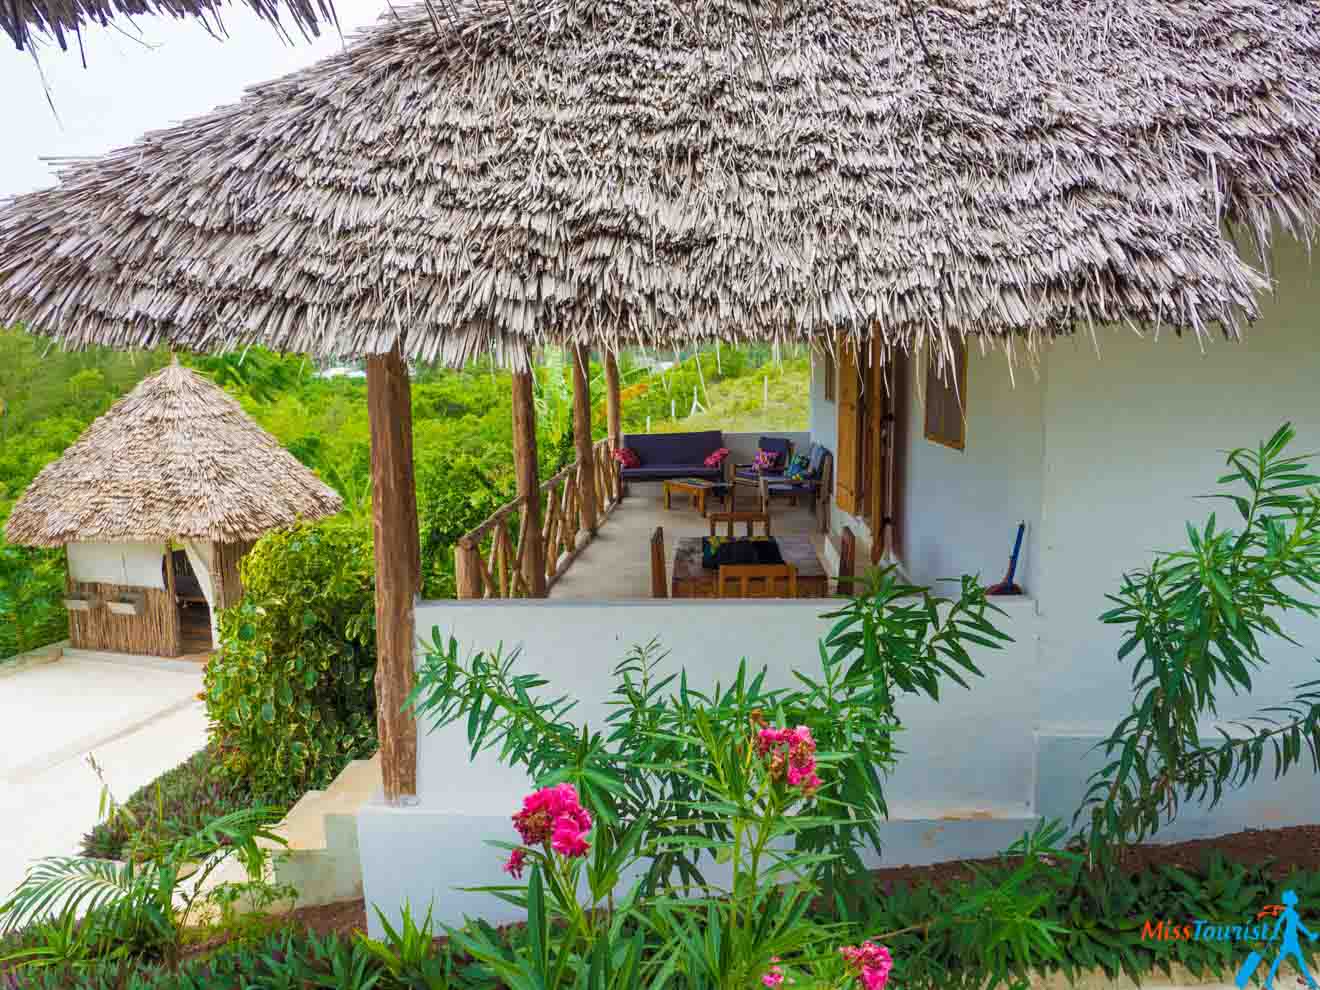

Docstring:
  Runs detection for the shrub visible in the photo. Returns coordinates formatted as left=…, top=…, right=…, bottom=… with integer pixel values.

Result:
left=415, top=452, right=513, bottom=600
left=1079, top=425, right=1320, bottom=856
left=205, top=523, right=377, bottom=804
left=80, top=748, right=256, bottom=862
left=410, top=569, right=1051, bottom=990
left=0, top=543, right=66, bottom=661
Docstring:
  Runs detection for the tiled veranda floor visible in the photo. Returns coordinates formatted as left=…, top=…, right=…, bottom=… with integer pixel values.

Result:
left=548, top=485, right=831, bottom=600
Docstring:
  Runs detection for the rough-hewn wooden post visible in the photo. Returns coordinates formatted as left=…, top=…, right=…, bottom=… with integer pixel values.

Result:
left=511, top=365, right=548, bottom=597
left=604, top=351, right=622, bottom=451
left=366, top=346, right=419, bottom=803
left=571, top=344, right=598, bottom=537
left=455, top=538, right=482, bottom=599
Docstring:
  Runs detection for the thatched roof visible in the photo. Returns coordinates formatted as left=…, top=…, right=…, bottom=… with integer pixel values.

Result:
left=3, top=0, right=337, bottom=58
left=0, top=0, right=1318, bottom=369
left=4, top=360, right=343, bottom=547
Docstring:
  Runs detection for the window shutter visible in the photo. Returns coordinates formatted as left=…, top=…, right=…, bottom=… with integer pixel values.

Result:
left=867, top=337, right=886, bottom=531
left=924, top=335, right=967, bottom=450
left=835, top=343, right=860, bottom=514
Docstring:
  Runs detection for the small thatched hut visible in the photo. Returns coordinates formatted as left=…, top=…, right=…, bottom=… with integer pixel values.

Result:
left=4, top=360, right=343, bottom=657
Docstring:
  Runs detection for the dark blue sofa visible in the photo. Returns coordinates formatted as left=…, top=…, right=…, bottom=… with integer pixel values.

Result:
left=619, top=430, right=725, bottom=482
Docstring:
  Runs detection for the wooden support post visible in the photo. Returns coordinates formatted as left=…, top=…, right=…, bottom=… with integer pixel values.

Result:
left=455, top=538, right=482, bottom=599
left=571, top=344, right=598, bottom=536
left=604, top=351, right=622, bottom=452
left=366, top=346, right=419, bottom=803
left=511, top=366, right=548, bottom=597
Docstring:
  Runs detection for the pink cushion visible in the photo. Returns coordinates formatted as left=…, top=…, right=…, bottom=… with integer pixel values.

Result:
left=753, top=448, right=780, bottom=470
left=704, top=447, right=730, bottom=468
left=612, top=447, right=641, bottom=468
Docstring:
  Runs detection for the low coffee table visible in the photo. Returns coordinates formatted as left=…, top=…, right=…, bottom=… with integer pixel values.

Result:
left=663, top=478, right=729, bottom=517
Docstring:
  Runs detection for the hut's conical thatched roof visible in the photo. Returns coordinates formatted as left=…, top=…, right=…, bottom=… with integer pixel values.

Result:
left=3, top=0, right=337, bottom=59
left=1, top=0, right=1318, bottom=368
left=4, top=361, right=344, bottom=547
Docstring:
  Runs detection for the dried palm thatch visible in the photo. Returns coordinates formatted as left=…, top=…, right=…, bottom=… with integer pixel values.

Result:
left=3, top=0, right=337, bottom=58
left=0, top=0, right=1318, bottom=371
left=4, top=360, right=344, bottom=547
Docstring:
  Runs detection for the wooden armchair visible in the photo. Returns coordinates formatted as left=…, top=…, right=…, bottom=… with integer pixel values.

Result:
left=650, top=526, right=668, bottom=598
left=717, top=563, right=798, bottom=598
left=709, top=511, right=772, bottom=538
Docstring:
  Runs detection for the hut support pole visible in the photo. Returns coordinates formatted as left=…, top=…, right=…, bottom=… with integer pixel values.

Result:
left=511, top=366, right=548, bottom=597
left=366, top=346, right=419, bottom=803
left=572, top=344, right=598, bottom=537
left=604, top=351, right=622, bottom=451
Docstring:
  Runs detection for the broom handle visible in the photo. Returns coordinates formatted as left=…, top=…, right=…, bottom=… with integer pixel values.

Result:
left=1005, top=522, right=1025, bottom=582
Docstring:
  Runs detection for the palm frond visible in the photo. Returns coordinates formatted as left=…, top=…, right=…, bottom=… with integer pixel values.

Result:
left=1, top=856, right=141, bottom=933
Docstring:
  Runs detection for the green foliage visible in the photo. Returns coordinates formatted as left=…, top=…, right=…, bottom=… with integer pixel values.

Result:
left=205, top=525, right=377, bottom=804
left=1079, top=424, right=1320, bottom=855
left=416, top=455, right=513, bottom=600
left=0, top=543, right=66, bottom=661
left=1, top=806, right=288, bottom=973
left=355, top=903, right=454, bottom=989
left=80, top=748, right=257, bottom=862
left=610, top=346, right=809, bottom=435
left=7, top=845, right=1320, bottom=989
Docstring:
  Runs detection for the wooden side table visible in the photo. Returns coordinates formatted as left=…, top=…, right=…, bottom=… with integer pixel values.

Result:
left=663, top=478, right=728, bottom=517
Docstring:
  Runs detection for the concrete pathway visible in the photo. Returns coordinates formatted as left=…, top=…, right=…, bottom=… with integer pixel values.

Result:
left=0, top=648, right=208, bottom=900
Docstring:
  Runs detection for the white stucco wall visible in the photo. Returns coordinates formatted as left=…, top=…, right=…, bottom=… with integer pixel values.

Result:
left=66, top=542, right=167, bottom=590
left=1027, top=237, right=1320, bottom=833
left=897, top=346, right=1046, bottom=595
left=358, top=596, right=1041, bottom=932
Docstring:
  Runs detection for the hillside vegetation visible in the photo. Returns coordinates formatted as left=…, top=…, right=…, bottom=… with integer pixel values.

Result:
left=0, top=330, right=807, bottom=660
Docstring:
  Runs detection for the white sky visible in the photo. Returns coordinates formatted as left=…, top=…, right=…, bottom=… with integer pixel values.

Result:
left=1, top=0, right=390, bottom=198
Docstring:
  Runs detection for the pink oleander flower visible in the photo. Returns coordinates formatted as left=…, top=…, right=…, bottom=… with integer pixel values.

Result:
left=762, top=964, right=784, bottom=987
left=840, top=942, right=892, bottom=990
left=757, top=725, right=821, bottom=796
left=503, top=848, right=527, bottom=879
left=551, top=818, right=591, bottom=858
left=512, top=783, right=593, bottom=857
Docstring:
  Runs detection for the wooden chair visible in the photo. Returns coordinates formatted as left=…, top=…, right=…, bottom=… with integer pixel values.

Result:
left=709, top=511, right=772, bottom=538
left=650, top=526, right=668, bottom=598
left=717, top=563, right=798, bottom=599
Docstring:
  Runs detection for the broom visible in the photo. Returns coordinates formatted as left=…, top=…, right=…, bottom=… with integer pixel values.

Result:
left=987, top=522, right=1025, bottom=596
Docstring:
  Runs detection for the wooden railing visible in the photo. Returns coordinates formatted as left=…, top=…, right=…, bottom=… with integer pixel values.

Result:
left=455, top=438, right=621, bottom=598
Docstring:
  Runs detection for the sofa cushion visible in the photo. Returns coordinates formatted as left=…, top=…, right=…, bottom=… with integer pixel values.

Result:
left=613, top=447, right=641, bottom=468
left=704, top=447, right=731, bottom=468
left=735, top=465, right=785, bottom=482
left=621, top=464, right=725, bottom=481
left=624, top=430, right=723, bottom=466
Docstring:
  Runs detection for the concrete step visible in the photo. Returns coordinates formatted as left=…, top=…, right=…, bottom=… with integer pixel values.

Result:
left=197, top=753, right=380, bottom=916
